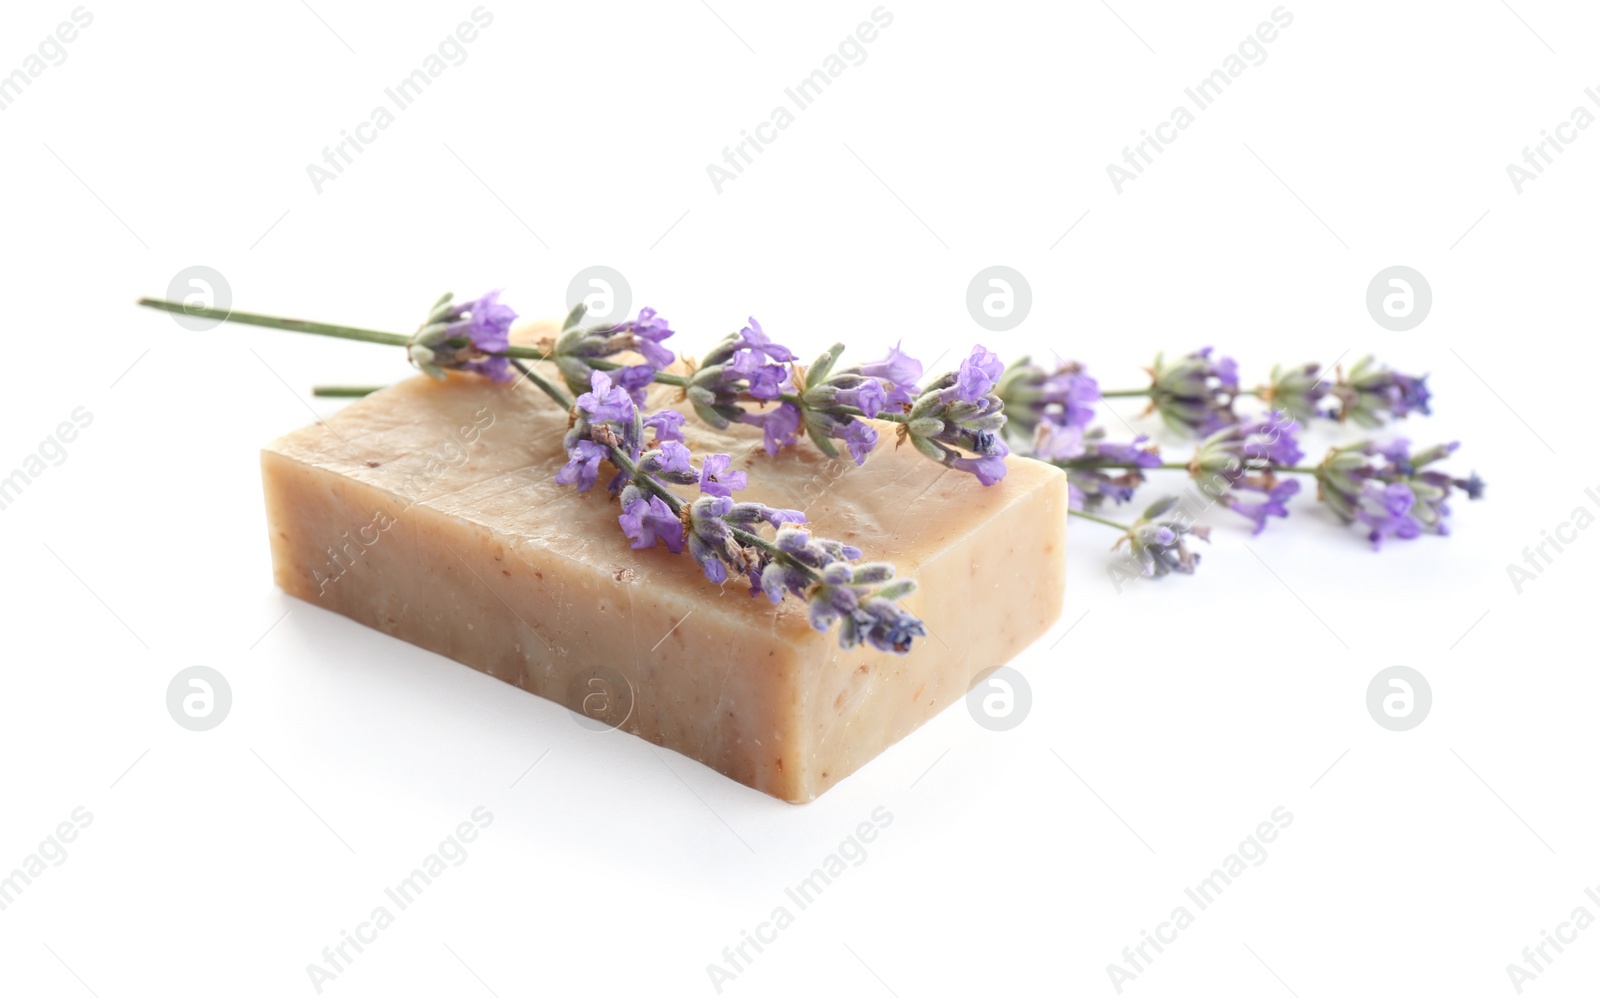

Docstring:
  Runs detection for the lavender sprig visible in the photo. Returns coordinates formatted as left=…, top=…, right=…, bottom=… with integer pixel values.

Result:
left=1072, top=497, right=1210, bottom=581
left=896, top=346, right=1011, bottom=485
left=1034, top=423, right=1162, bottom=511
left=995, top=356, right=1099, bottom=449
left=1328, top=355, right=1431, bottom=427
left=1314, top=438, right=1482, bottom=548
left=547, top=363, right=926, bottom=653
left=1186, top=411, right=1304, bottom=534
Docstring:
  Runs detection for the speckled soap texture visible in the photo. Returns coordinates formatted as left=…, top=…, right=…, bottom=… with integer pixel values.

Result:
left=260, top=322, right=1068, bottom=802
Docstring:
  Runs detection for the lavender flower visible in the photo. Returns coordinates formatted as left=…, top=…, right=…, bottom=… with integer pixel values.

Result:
left=552, top=304, right=678, bottom=397
left=1259, top=362, right=1331, bottom=424
left=760, top=529, right=925, bottom=653
left=1145, top=347, right=1238, bottom=436
left=555, top=439, right=607, bottom=492
left=786, top=342, right=899, bottom=466
left=1314, top=438, right=1483, bottom=548
left=616, top=307, right=676, bottom=370
left=739, top=402, right=803, bottom=456
left=899, top=345, right=1011, bottom=485
left=854, top=341, right=923, bottom=408
left=1036, top=423, right=1162, bottom=511
left=575, top=370, right=636, bottom=425
left=1188, top=410, right=1303, bottom=533
left=619, top=494, right=683, bottom=553
left=941, top=345, right=1005, bottom=404
left=644, top=409, right=685, bottom=444
left=996, top=357, right=1099, bottom=448
left=697, top=453, right=747, bottom=497
left=685, top=318, right=799, bottom=431
left=1332, top=355, right=1431, bottom=427
left=734, top=317, right=793, bottom=362
left=834, top=378, right=887, bottom=418
left=840, top=420, right=879, bottom=465
left=1111, top=496, right=1210, bottom=579
left=406, top=290, right=518, bottom=382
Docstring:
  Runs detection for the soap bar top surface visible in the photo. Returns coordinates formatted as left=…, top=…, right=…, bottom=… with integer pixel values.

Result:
left=268, top=361, right=1057, bottom=636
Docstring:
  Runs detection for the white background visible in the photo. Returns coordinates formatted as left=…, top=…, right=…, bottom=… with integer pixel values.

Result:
left=1, top=1, right=1596, bottom=995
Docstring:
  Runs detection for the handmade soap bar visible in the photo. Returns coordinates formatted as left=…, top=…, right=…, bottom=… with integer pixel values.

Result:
left=260, top=325, right=1067, bottom=802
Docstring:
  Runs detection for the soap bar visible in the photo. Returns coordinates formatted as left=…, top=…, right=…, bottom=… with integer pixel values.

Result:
left=260, top=325, right=1068, bottom=802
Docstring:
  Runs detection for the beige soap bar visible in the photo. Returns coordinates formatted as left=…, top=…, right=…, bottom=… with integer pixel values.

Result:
left=260, top=326, right=1068, bottom=802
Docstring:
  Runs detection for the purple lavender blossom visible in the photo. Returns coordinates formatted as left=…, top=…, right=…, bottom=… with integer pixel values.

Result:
left=655, top=441, right=694, bottom=475
left=1037, top=424, right=1162, bottom=511
left=941, top=345, right=1004, bottom=404
left=1147, top=347, right=1239, bottom=436
left=1333, top=356, right=1432, bottom=427
left=1191, top=408, right=1302, bottom=480
left=1223, top=478, right=1301, bottom=535
left=838, top=420, right=879, bottom=466
left=614, top=364, right=657, bottom=406
left=618, top=494, right=683, bottom=553
left=899, top=346, right=1010, bottom=485
left=551, top=305, right=676, bottom=396
left=835, top=379, right=887, bottom=418
left=407, top=290, right=519, bottom=382
left=953, top=448, right=1008, bottom=486
left=996, top=358, right=1099, bottom=448
left=576, top=370, right=635, bottom=425
left=855, top=341, right=923, bottom=407
left=698, top=453, right=747, bottom=497
left=734, top=317, right=793, bottom=362
left=617, top=307, right=676, bottom=370
left=1261, top=362, right=1332, bottom=424
left=1354, top=481, right=1422, bottom=548
left=1188, top=410, right=1303, bottom=532
left=732, top=348, right=791, bottom=401
left=684, top=320, right=800, bottom=432
left=739, top=402, right=803, bottom=455
left=1110, top=496, right=1210, bottom=580
left=1315, top=438, right=1482, bottom=547
left=555, top=439, right=607, bottom=492
left=644, top=409, right=686, bottom=444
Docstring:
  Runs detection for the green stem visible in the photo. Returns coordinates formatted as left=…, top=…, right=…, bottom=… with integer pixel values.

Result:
left=1094, top=387, right=1261, bottom=400
left=1056, top=460, right=1190, bottom=471
left=587, top=357, right=689, bottom=387
left=137, top=298, right=409, bottom=345
left=508, top=358, right=574, bottom=409
left=312, top=385, right=385, bottom=398
left=134, top=298, right=551, bottom=358
left=777, top=392, right=908, bottom=423
left=1068, top=509, right=1131, bottom=531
